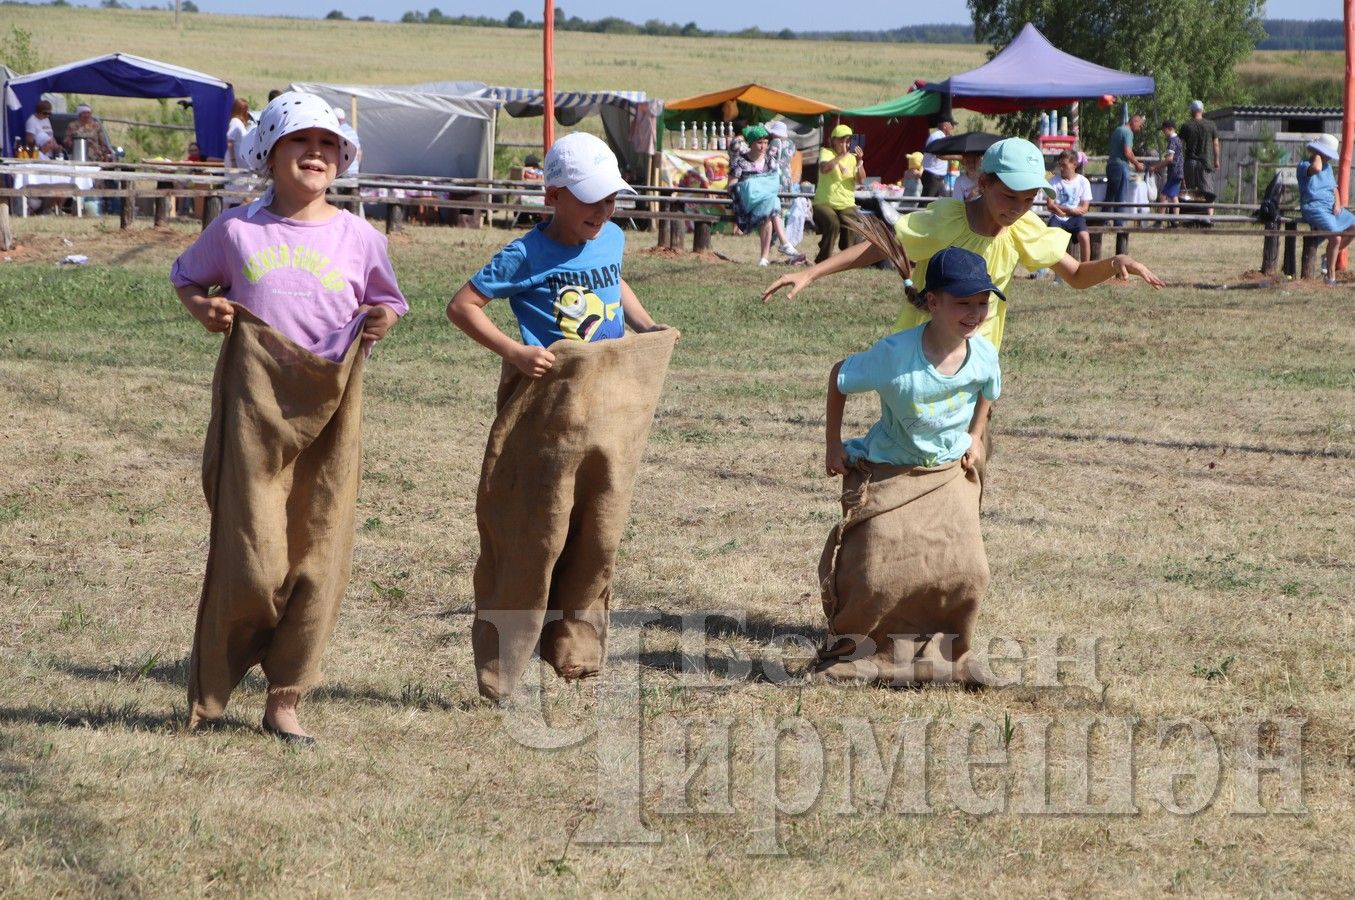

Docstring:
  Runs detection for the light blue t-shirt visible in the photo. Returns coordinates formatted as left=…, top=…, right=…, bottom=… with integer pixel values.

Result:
left=837, top=324, right=1001, bottom=467
left=470, top=221, right=626, bottom=347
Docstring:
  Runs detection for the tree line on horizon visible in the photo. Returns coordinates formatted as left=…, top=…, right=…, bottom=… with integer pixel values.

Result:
left=391, top=9, right=1338, bottom=50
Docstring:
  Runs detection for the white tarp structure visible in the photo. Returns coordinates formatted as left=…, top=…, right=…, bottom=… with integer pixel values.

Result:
left=289, top=81, right=500, bottom=180
left=475, top=86, right=650, bottom=177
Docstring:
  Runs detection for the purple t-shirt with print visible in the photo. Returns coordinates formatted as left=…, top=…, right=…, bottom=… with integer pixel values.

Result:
left=171, top=206, right=407, bottom=359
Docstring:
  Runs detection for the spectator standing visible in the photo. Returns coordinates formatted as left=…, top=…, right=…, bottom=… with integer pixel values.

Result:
left=902, top=151, right=924, bottom=197
left=1106, top=113, right=1144, bottom=227
left=766, top=120, right=796, bottom=195
left=811, top=123, right=865, bottom=263
left=1152, top=120, right=1184, bottom=220
left=333, top=106, right=363, bottom=215
left=921, top=115, right=956, bottom=197
left=223, top=98, right=253, bottom=208
left=1179, top=100, right=1219, bottom=222
left=224, top=98, right=251, bottom=168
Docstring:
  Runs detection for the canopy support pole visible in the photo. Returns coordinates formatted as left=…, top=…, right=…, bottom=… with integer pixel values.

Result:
left=1340, top=0, right=1353, bottom=271
left=543, top=0, right=555, bottom=151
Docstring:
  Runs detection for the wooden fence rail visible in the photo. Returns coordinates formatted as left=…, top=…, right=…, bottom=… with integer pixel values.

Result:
left=1, top=158, right=1343, bottom=280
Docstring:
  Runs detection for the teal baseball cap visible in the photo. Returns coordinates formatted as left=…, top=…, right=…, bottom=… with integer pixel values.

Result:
left=980, top=138, right=1054, bottom=196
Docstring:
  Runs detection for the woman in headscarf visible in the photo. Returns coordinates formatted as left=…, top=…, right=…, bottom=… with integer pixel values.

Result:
left=727, top=124, right=799, bottom=267
left=61, top=103, right=114, bottom=162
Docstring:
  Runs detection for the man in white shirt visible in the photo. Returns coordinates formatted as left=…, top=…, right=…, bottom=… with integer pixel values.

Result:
left=920, top=115, right=955, bottom=197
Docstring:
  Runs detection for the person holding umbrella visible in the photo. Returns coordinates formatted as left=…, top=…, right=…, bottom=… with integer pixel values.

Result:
left=924, top=132, right=1004, bottom=203
left=921, top=115, right=956, bottom=196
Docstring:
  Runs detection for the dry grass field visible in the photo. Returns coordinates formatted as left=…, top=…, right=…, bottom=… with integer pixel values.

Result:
left=0, top=209, right=1352, bottom=895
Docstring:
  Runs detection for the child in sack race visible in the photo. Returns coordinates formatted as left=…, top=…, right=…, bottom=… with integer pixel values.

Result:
left=818, top=247, right=1001, bottom=687
left=447, top=132, right=678, bottom=702
left=171, top=92, right=407, bottom=744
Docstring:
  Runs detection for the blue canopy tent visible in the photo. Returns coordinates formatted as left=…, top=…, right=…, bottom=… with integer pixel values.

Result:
left=923, top=23, right=1155, bottom=114
left=3, top=53, right=233, bottom=158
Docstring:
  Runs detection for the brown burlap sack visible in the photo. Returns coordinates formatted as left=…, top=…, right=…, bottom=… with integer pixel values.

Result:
left=816, top=459, right=988, bottom=686
left=188, top=306, right=366, bottom=726
left=472, top=329, right=677, bottom=701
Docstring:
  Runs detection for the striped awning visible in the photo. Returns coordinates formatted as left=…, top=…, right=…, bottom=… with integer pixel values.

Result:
left=481, top=87, right=645, bottom=110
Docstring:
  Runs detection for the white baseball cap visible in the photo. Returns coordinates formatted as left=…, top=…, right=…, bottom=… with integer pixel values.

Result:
left=332, top=106, right=347, bottom=122
left=767, top=120, right=788, bottom=138
left=543, top=132, right=633, bottom=203
left=1188, top=100, right=1204, bottom=113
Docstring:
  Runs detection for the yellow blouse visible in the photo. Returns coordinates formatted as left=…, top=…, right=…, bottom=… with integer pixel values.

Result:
left=892, top=198, right=1070, bottom=349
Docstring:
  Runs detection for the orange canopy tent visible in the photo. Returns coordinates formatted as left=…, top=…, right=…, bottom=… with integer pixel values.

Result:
left=659, top=83, right=838, bottom=148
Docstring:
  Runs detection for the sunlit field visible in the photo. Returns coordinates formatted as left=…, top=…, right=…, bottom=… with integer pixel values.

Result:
left=0, top=209, right=1351, bottom=894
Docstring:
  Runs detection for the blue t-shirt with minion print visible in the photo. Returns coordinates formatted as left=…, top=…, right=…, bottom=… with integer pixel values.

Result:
left=470, top=221, right=626, bottom=347
left=837, top=324, right=1001, bottom=467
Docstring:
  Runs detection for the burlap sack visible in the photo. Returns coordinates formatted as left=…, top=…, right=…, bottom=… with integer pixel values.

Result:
left=816, top=459, right=988, bottom=686
left=472, top=329, right=678, bottom=701
left=188, top=306, right=366, bottom=726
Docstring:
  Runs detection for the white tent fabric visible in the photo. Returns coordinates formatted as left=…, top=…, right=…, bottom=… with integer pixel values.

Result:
left=288, top=81, right=500, bottom=180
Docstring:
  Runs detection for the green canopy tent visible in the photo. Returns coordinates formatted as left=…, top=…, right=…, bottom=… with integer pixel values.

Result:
left=835, top=88, right=943, bottom=184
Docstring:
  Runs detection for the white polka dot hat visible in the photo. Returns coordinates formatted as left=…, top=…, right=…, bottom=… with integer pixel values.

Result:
left=241, top=90, right=358, bottom=175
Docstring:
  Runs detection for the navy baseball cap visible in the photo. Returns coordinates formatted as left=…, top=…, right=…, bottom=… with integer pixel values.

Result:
left=923, top=247, right=1006, bottom=302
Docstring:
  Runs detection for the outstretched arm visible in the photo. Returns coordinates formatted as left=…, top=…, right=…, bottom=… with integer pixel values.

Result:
left=1052, top=252, right=1164, bottom=290
left=762, top=239, right=886, bottom=303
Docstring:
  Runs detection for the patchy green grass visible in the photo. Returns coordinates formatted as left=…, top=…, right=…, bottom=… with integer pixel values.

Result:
left=0, top=215, right=1352, bottom=895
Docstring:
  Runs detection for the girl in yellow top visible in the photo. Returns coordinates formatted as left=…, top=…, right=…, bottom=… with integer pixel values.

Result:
left=765, top=138, right=1163, bottom=350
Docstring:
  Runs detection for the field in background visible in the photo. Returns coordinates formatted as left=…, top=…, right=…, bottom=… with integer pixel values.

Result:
left=2, top=6, right=1344, bottom=161
left=0, top=213, right=1352, bottom=894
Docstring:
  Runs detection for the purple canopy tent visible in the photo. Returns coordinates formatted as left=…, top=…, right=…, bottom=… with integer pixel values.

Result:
left=924, top=23, right=1155, bottom=113
left=3, top=53, right=233, bottom=159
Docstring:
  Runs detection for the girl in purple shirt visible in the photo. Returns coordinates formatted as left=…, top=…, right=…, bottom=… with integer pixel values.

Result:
left=171, top=92, right=406, bottom=742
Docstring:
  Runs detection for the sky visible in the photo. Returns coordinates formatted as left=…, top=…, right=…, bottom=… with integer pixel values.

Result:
left=7, top=0, right=1340, bottom=32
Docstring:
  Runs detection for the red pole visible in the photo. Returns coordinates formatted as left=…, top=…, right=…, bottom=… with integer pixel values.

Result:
left=1340, top=0, right=1354, bottom=271
left=543, top=0, right=555, bottom=151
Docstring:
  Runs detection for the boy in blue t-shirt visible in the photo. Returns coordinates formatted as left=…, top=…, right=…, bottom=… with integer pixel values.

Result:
left=448, top=132, right=670, bottom=372
left=447, top=133, right=676, bottom=700
left=825, top=246, right=1001, bottom=476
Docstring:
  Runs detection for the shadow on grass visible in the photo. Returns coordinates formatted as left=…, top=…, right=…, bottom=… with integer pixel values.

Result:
left=1005, top=426, right=1354, bottom=459
left=618, top=611, right=825, bottom=683
left=51, top=656, right=473, bottom=713
left=0, top=703, right=200, bottom=733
